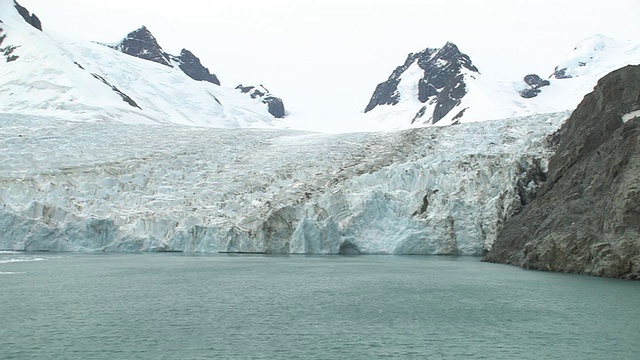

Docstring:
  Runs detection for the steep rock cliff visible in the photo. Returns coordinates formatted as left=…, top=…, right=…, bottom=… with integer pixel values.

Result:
left=485, top=65, right=640, bottom=279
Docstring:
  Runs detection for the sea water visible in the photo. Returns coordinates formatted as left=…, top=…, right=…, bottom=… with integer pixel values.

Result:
left=0, top=252, right=638, bottom=359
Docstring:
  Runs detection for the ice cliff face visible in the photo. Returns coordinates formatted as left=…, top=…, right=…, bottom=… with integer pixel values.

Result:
left=485, top=65, right=640, bottom=279
left=0, top=112, right=567, bottom=254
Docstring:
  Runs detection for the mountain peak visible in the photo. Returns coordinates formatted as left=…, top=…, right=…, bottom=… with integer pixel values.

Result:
left=551, top=34, right=623, bottom=79
left=364, top=41, right=479, bottom=124
left=113, top=26, right=171, bottom=67
left=109, top=27, right=223, bottom=86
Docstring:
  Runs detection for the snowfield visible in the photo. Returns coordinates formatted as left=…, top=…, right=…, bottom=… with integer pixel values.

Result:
left=0, top=112, right=568, bottom=254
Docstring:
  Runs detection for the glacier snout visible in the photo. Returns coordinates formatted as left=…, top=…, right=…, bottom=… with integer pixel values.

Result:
left=0, top=113, right=567, bottom=254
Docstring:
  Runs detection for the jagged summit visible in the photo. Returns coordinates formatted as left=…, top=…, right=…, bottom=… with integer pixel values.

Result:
left=110, top=26, right=221, bottom=85
left=112, top=26, right=172, bottom=67
left=363, top=35, right=640, bottom=131
left=365, top=42, right=480, bottom=125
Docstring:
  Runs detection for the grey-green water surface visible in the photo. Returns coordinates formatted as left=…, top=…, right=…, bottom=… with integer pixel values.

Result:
left=0, top=253, right=638, bottom=359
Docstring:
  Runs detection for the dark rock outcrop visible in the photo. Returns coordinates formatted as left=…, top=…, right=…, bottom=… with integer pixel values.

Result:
left=365, top=42, right=479, bottom=124
left=262, top=96, right=285, bottom=119
left=551, top=67, right=572, bottom=79
left=519, top=74, right=551, bottom=98
left=111, top=27, right=221, bottom=85
left=236, top=84, right=286, bottom=118
left=0, top=27, right=19, bottom=62
left=14, top=1, right=42, bottom=31
left=365, top=54, right=418, bottom=111
left=111, top=27, right=288, bottom=118
left=91, top=73, right=142, bottom=109
left=112, top=26, right=171, bottom=66
left=484, top=65, right=640, bottom=279
left=173, top=49, right=220, bottom=85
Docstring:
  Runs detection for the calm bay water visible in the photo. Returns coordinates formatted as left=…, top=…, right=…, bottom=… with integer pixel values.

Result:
left=0, top=252, right=638, bottom=359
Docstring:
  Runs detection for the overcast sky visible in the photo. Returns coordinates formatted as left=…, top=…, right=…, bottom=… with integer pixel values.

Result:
left=19, top=0, right=640, bottom=129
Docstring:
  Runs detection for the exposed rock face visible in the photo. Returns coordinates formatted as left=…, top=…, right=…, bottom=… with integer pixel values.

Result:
left=365, top=54, right=417, bottom=111
left=0, top=27, right=20, bottom=62
left=113, top=26, right=172, bottom=67
left=519, top=74, right=551, bottom=98
left=365, top=42, right=479, bottom=124
left=174, top=49, right=220, bottom=85
left=111, top=27, right=221, bottom=85
left=90, top=73, right=142, bottom=109
left=236, top=84, right=286, bottom=118
left=485, top=65, right=640, bottom=279
left=552, top=67, right=572, bottom=79
left=13, top=1, right=42, bottom=31
left=111, top=27, right=288, bottom=118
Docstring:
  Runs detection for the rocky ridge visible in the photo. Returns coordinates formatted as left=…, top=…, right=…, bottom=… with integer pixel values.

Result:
left=13, top=0, right=41, bottom=31
left=110, top=26, right=220, bottom=85
left=365, top=42, right=479, bottom=125
left=111, top=26, right=287, bottom=118
left=484, top=65, right=640, bottom=279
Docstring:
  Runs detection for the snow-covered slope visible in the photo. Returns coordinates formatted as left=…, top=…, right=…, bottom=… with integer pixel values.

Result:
left=108, top=25, right=288, bottom=119
left=364, top=37, right=640, bottom=131
left=0, top=0, right=280, bottom=128
left=0, top=111, right=568, bottom=254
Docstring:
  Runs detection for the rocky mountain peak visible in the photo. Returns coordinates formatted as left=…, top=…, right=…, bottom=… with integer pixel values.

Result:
left=110, top=27, right=221, bottom=86
left=13, top=0, right=42, bottom=31
left=364, top=41, right=479, bottom=125
left=109, top=27, right=286, bottom=118
left=114, top=26, right=172, bottom=67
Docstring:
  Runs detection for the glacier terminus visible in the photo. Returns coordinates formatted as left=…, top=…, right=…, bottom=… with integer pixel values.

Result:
left=0, top=112, right=568, bottom=254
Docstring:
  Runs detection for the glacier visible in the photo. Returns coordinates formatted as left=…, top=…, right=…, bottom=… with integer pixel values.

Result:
left=0, top=111, right=568, bottom=254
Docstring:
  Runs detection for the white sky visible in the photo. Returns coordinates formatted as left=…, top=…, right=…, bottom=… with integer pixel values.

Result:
left=18, top=0, right=640, bottom=130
